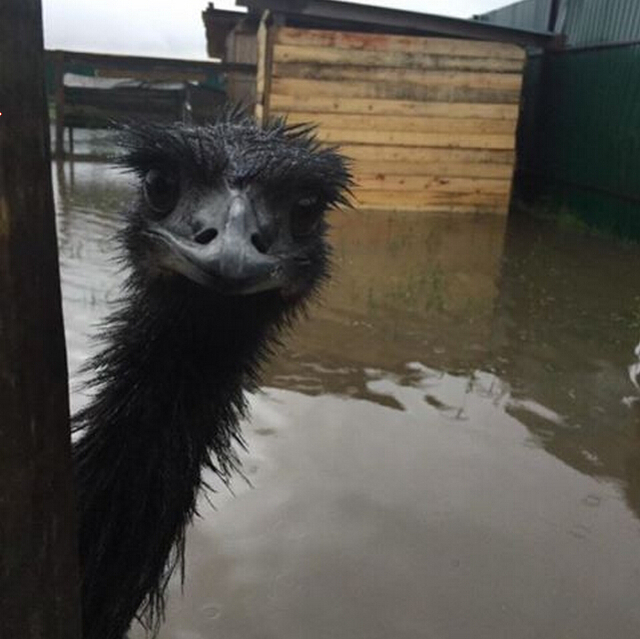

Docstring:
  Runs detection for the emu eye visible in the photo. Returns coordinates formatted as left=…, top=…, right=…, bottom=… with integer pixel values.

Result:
left=290, top=194, right=324, bottom=237
left=297, top=195, right=319, bottom=208
left=143, top=169, right=179, bottom=216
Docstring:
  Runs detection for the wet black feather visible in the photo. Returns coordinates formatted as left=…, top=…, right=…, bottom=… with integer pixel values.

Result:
left=73, top=113, right=350, bottom=639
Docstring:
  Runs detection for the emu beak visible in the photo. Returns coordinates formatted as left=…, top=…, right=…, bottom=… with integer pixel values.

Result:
left=147, top=195, right=283, bottom=295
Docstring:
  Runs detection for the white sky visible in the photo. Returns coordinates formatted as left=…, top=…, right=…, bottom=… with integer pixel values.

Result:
left=43, top=0, right=511, bottom=60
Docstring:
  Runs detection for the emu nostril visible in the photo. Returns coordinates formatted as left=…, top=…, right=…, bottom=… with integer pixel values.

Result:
left=251, top=233, right=269, bottom=254
left=194, top=228, right=218, bottom=245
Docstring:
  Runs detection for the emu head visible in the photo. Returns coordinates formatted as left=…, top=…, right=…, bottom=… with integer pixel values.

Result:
left=118, top=116, right=351, bottom=300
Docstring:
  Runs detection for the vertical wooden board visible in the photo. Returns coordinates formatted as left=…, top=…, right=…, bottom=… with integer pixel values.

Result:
left=0, top=0, right=82, bottom=637
left=255, top=17, right=267, bottom=121
left=232, top=30, right=258, bottom=64
left=255, top=15, right=275, bottom=124
left=54, top=51, right=65, bottom=157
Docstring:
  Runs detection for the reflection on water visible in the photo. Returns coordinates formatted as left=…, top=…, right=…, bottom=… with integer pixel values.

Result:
left=54, top=160, right=640, bottom=639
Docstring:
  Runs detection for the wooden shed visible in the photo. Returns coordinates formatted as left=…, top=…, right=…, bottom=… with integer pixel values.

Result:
left=237, top=0, right=560, bottom=214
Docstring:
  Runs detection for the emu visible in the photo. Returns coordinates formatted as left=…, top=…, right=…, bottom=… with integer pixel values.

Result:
left=72, top=115, right=350, bottom=639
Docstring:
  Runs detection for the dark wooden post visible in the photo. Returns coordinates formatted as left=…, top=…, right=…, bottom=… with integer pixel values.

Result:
left=0, top=2, right=82, bottom=638
left=54, top=51, right=65, bottom=158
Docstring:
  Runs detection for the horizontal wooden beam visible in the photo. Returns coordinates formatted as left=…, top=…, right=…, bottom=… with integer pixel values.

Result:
left=45, top=49, right=256, bottom=77
left=270, top=94, right=519, bottom=119
left=352, top=188, right=510, bottom=209
left=272, top=43, right=524, bottom=72
left=271, top=77, right=521, bottom=104
left=314, top=127, right=516, bottom=149
left=335, top=144, right=515, bottom=164
left=272, top=61, right=524, bottom=90
left=284, top=111, right=518, bottom=134
left=274, top=27, right=526, bottom=60
left=354, top=175, right=512, bottom=193
left=352, top=160, right=514, bottom=179
left=353, top=203, right=509, bottom=214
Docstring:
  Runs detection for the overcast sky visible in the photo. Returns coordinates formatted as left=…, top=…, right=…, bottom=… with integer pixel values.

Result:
left=43, top=0, right=511, bottom=60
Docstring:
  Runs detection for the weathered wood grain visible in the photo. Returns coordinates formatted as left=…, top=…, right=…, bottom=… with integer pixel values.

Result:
left=272, top=43, right=525, bottom=72
left=354, top=175, right=512, bottom=193
left=287, top=112, right=517, bottom=137
left=0, top=1, right=82, bottom=637
left=261, top=25, right=523, bottom=213
left=271, top=77, right=522, bottom=104
left=256, top=16, right=271, bottom=121
left=270, top=94, right=520, bottom=119
left=272, top=61, right=524, bottom=90
left=355, top=203, right=509, bottom=214
left=315, top=128, right=515, bottom=150
left=353, top=160, right=514, bottom=179
left=274, top=27, right=526, bottom=61
left=285, top=112, right=517, bottom=134
left=353, top=189, right=510, bottom=208
left=337, top=144, right=515, bottom=164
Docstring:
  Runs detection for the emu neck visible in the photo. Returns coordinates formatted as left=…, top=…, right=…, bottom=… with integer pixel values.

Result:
left=73, top=276, right=289, bottom=639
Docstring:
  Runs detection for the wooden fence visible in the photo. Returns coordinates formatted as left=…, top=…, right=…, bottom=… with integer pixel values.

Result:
left=47, top=50, right=255, bottom=158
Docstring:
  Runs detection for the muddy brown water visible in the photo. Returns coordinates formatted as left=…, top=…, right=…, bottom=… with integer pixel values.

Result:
left=54, top=160, right=640, bottom=639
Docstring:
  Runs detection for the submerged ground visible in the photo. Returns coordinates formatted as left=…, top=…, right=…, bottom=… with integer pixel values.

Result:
left=55, top=158, right=640, bottom=639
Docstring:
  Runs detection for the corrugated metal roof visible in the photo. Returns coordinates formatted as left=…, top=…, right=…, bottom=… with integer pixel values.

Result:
left=478, top=0, right=640, bottom=46
left=563, top=0, right=640, bottom=46
left=476, top=0, right=553, bottom=33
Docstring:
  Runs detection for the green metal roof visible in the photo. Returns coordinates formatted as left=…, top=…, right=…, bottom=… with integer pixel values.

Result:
left=476, top=0, right=553, bottom=34
left=478, top=0, right=640, bottom=47
left=563, top=0, right=640, bottom=46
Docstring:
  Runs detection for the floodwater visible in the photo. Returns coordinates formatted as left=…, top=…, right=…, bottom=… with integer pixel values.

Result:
left=54, top=159, right=640, bottom=639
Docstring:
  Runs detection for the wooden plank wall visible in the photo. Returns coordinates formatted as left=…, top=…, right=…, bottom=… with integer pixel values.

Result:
left=257, top=25, right=526, bottom=214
